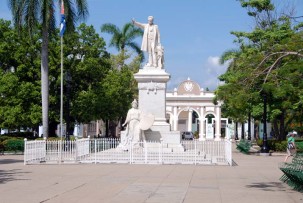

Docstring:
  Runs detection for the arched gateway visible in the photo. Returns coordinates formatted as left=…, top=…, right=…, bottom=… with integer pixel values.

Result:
left=166, top=78, right=223, bottom=140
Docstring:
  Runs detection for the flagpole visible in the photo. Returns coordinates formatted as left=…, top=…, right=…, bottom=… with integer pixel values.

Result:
left=60, top=35, right=63, bottom=141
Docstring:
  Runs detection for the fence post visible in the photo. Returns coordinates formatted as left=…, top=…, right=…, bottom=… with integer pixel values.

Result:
left=43, top=137, right=46, bottom=162
left=194, top=139, right=197, bottom=165
left=24, top=138, right=27, bottom=165
left=129, top=141, right=132, bottom=164
left=144, top=141, right=147, bottom=164
left=59, top=140, right=62, bottom=164
left=95, top=139, right=97, bottom=164
left=75, top=137, right=78, bottom=162
left=229, top=140, right=232, bottom=166
left=159, top=138, right=163, bottom=164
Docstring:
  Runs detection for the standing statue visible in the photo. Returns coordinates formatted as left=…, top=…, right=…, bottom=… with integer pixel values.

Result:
left=118, top=99, right=141, bottom=150
left=132, top=16, right=161, bottom=67
left=117, top=99, right=155, bottom=151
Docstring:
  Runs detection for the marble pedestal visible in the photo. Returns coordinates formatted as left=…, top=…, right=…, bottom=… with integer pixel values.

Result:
left=134, top=66, right=184, bottom=152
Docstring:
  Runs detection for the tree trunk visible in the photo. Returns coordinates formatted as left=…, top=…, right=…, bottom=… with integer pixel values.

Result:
left=241, top=122, right=245, bottom=140
left=235, top=122, right=239, bottom=140
left=41, top=29, right=49, bottom=138
left=254, top=120, right=259, bottom=140
left=248, top=113, right=251, bottom=140
left=49, top=122, right=57, bottom=137
left=279, top=111, right=286, bottom=140
left=273, top=119, right=279, bottom=139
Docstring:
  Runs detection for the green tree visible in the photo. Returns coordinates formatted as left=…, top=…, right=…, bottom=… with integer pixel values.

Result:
left=66, top=24, right=110, bottom=126
left=96, top=52, right=140, bottom=136
left=8, top=0, right=88, bottom=138
left=0, top=19, right=41, bottom=130
left=216, top=0, right=303, bottom=140
left=101, top=22, right=143, bottom=66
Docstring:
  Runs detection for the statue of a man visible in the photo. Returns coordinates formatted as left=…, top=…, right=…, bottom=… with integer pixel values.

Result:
left=132, top=16, right=161, bottom=67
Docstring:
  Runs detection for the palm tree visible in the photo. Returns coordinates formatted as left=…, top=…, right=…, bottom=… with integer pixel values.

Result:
left=101, top=23, right=143, bottom=64
left=8, top=0, right=88, bottom=138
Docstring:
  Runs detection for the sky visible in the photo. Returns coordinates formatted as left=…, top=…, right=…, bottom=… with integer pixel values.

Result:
left=1, top=0, right=303, bottom=91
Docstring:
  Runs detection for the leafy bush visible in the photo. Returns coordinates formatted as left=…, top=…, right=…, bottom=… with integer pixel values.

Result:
left=256, top=139, right=303, bottom=152
left=0, top=141, right=4, bottom=154
left=194, top=131, right=199, bottom=139
left=2, top=132, right=36, bottom=139
left=236, top=139, right=252, bottom=154
left=296, top=142, right=303, bottom=153
left=3, top=138, right=24, bottom=153
left=256, top=139, right=263, bottom=147
left=0, top=136, right=11, bottom=142
left=274, top=141, right=287, bottom=152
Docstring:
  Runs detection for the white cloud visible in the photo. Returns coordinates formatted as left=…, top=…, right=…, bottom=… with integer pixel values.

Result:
left=206, top=56, right=226, bottom=76
left=201, top=56, right=228, bottom=90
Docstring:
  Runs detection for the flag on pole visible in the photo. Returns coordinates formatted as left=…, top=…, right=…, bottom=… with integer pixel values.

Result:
left=60, top=0, right=66, bottom=37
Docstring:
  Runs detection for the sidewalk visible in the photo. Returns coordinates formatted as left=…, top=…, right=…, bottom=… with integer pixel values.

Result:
left=0, top=150, right=302, bottom=203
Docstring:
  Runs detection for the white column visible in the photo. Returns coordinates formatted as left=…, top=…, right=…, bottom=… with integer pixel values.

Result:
left=199, top=107, right=205, bottom=140
left=173, top=106, right=178, bottom=131
left=215, top=105, right=221, bottom=141
left=169, top=113, right=173, bottom=127
left=187, top=109, right=192, bottom=132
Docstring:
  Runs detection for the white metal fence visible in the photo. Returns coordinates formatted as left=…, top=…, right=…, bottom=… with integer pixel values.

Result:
left=24, top=138, right=232, bottom=166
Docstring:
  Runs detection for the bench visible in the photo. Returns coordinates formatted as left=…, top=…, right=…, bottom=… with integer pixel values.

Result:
left=279, top=152, right=303, bottom=192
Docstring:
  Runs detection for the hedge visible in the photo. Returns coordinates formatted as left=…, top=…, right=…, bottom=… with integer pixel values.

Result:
left=2, top=138, right=24, bottom=153
left=257, top=139, right=303, bottom=152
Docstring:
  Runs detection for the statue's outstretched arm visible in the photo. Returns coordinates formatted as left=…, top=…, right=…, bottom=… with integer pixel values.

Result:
left=132, top=18, right=145, bottom=29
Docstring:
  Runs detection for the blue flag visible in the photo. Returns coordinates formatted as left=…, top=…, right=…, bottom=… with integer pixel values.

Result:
left=60, top=1, right=66, bottom=37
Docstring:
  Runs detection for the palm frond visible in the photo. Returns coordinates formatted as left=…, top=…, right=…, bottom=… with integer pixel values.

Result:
left=75, top=0, right=88, bottom=21
left=128, top=42, right=144, bottom=61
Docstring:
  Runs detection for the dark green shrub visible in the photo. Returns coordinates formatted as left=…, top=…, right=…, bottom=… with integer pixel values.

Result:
left=275, top=141, right=287, bottom=152
left=0, top=141, right=4, bottom=154
left=193, top=131, right=199, bottom=139
left=3, top=138, right=24, bottom=153
left=256, top=139, right=263, bottom=147
left=2, top=132, right=36, bottom=139
left=236, top=139, right=252, bottom=154
left=296, top=142, right=303, bottom=153
left=0, top=136, right=11, bottom=142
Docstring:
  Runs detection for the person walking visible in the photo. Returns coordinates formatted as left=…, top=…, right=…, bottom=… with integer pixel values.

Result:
left=284, top=131, right=297, bottom=162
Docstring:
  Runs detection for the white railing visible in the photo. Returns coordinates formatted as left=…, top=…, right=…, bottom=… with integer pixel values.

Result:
left=225, top=140, right=233, bottom=166
left=24, top=138, right=46, bottom=164
left=24, top=138, right=232, bottom=166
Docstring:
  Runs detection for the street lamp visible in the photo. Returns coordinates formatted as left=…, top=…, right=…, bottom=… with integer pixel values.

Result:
left=261, top=93, right=269, bottom=153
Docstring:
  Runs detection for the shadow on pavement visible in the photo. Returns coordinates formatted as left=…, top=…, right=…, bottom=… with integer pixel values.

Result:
left=246, top=182, right=286, bottom=192
left=0, top=169, right=30, bottom=184
left=0, top=158, right=24, bottom=164
left=232, top=160, right=238, bottom=166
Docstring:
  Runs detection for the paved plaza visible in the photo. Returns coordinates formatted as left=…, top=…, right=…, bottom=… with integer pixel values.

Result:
left=1, top=147, right=303, bottom=203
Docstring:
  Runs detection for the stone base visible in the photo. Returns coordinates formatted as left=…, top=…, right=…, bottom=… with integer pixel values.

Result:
left=144, top=130, right=184, bottom=152
left=150, top=121, right=171, bottom=132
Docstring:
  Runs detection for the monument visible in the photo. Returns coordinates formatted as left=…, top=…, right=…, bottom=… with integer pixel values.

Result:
left=117, top=99, right=154, bottom=151
left=131, top=16, right=183, bottom=152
